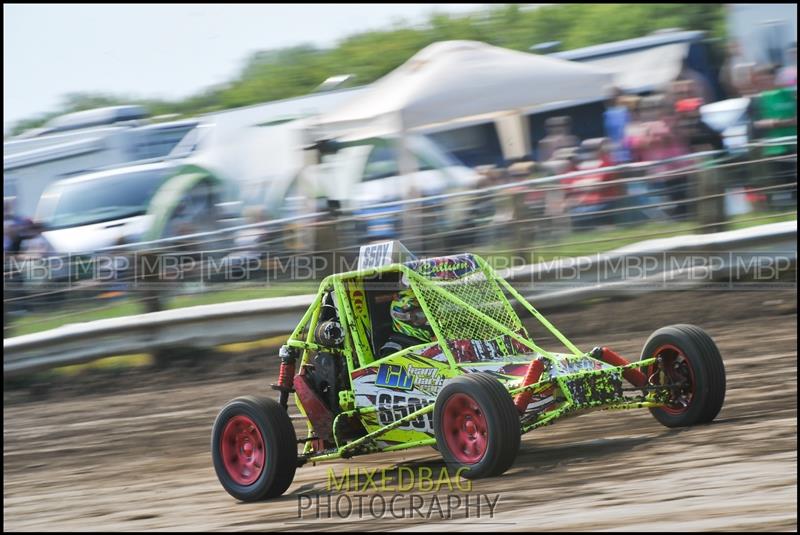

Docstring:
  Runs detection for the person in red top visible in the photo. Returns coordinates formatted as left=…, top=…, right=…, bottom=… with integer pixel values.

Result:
left=563, top=138, right=620, bottom=228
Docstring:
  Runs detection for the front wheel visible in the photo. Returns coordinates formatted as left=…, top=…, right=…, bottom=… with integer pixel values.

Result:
left=640, top=324, right=726, bottom=428
left=433, top=373, right=521, bottom=479
left=211, top=396, right=297, bottom=501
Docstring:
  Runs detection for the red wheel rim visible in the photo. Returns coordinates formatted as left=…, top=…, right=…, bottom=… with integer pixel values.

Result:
left=220, top=415, right=266, bottom=485
left=442, top=393, right=489, bottom=464
left=649, top=344, right=696, bottom=415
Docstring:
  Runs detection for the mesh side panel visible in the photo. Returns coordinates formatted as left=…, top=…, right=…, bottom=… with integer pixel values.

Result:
left=413, top=269, right=524, bottom=343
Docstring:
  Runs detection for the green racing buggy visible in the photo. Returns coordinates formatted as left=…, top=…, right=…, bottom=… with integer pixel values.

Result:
left=211, top=243, right=727, bottom=501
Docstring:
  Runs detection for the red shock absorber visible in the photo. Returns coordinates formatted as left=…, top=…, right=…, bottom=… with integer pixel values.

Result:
left=592, top=346, right=647, bottom=388
left=272, top=345, right=298, bottom=409
left=277, top=360, right=295, bottom=390
left=514, top=358, right=545, bottom=414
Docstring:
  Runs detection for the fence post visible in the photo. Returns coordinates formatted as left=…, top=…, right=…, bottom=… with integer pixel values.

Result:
left=314, top=201, right=340, bottom=277
left=511, top=186, right=532, bottom=261
left=695, top=163, right=727, bottom=234
left=136, top=251, right=165, bottom=314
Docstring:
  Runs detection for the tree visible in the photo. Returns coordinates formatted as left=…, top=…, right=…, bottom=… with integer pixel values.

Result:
left=8, top=4, right=727, bottom=136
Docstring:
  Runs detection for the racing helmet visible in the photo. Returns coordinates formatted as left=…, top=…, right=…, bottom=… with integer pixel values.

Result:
left=390, top=289, right=433, bottom=342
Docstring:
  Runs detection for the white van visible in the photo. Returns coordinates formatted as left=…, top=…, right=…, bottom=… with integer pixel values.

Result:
left=35, top=161, right=223, bottom=254
left=299, top=134, right=483, bottom=240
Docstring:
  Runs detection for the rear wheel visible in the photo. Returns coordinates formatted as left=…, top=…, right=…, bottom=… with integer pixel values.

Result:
left=434, top=373, right=520, bottom=479
left=211, top=396, right=297, bottom=501
left=640, top=324, right=726, bottom=428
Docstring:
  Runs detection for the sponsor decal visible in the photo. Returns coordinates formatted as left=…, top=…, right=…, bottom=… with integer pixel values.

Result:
left=375, top=364, right=414, bottom=390
left=554, top=356, right=605, bottom=375
left=410, top=254, right=479, bottom=280
left=348, top=281, right=374, bottom=357
left=351, top=289, right=366, bottom=315
left=405, top=365, right=445, bottom=397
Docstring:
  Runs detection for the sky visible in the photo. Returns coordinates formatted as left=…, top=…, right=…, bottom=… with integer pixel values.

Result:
left=3, top=3, right=494, bottom=133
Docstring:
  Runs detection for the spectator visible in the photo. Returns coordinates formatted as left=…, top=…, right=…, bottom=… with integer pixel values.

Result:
left=3, top=197, right=32, bottom=254
left=603, top=87, right=632, bottom=164
left=720, top=41, right=756, bottom=98
left=776, top=42, right=797, bottom=89
left=676, top=57, right=715, bottom=104
left=749, top=63, right=797, bottom=210
left=560, top=138, right=621, bottom=229
left=674, top=97, right=725, bottom=153
left=637, top=96, right=680, bottom=162
left=663, top=82, right=694, bottom=156
left=18, top=222, right=49, bottom=256
left=667, top=80, right=695, bottom=112
left=750, top=64, right=797, bottom=157
left=623, top=96, right=646, bottom=162
left=633, top=95, right=693, bottom=220
left=538, top=116, right=578, bottom=163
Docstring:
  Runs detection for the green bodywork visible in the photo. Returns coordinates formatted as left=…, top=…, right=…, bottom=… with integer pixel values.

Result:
left=286, top=253, right=666, bottom=464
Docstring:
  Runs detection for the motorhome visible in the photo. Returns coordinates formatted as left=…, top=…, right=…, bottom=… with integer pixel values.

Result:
left=3, top=106, right=198, bottom=218
left=27, top=88, right=482, bottom=255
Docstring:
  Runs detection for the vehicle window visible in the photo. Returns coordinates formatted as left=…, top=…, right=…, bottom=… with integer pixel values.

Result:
left=412, top=132, right=468, bottom=167
left=44, top=169, right=171, bottom=229
left=415, top=152, right=437, bottom=172
left=363, top=145, right=400, bottom=182
left=133, top=125, right=197, bottom=160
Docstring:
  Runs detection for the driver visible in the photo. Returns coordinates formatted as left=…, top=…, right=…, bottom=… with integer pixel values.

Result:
left=379, top=289, right=434, bottom=357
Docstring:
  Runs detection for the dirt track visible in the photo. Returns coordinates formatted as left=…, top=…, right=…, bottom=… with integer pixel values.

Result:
left=3, top=288, right=797, bottom=531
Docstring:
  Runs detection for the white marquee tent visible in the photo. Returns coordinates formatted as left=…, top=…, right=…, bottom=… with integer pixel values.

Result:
left=313, top=40, right=615, bottom=165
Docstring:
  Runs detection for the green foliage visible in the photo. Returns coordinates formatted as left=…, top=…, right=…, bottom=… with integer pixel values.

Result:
left=8, top=3, right=727, bottom=137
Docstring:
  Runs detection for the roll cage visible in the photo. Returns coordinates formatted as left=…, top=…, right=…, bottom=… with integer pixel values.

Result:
left=284, top=253, right=583, bottom=372
left=273, top=252, right=666, bottom=463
